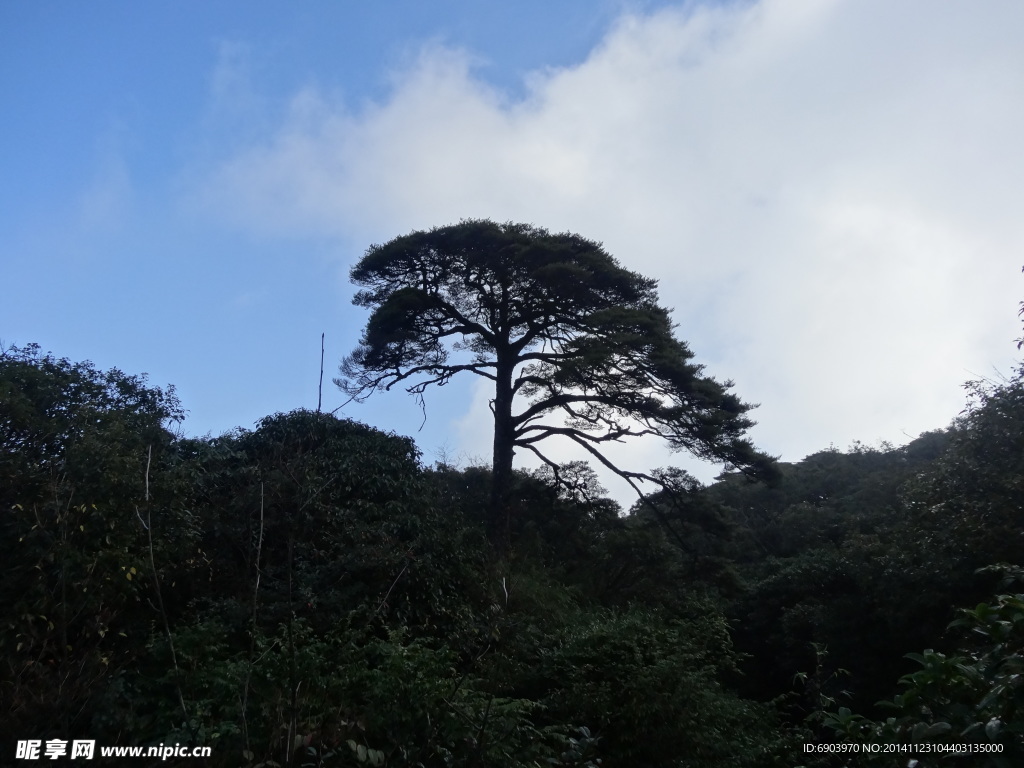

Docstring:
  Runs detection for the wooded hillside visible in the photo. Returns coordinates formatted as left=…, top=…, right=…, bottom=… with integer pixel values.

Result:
left=3, top=342, right=1023, bottom=766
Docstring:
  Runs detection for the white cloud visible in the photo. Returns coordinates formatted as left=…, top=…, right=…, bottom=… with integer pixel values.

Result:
left=196, top=0, right=1024, bottom=504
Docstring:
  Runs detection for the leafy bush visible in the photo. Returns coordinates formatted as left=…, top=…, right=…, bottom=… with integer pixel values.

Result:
left=824, top=565, right=1024, bottom=767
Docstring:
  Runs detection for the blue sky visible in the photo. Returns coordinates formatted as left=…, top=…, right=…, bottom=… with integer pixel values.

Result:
left=3, top=1, right=1023, bottom=505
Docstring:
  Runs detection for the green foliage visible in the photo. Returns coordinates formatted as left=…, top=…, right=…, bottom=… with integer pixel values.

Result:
left=707, top=435, right=948, bottom=563
left=903, top=367, right=1024, bottom=572
left=714, top=435, right=958, bottom=711
left=109, top=614, right=566, bottom=766
left=822, top=565, right=1024, bottom=767
left=0, top=343, right=188, bottom=741
left=13, top=338, right=1024, bottom=767
left=525, top=605, right=782, bottom=767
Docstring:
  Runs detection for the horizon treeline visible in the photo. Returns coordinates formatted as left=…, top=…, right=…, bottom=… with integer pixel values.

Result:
left=2, top=341, right=1023, bottom=767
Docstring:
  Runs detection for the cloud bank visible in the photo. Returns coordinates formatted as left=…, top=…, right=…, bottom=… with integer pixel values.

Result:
left=197, top=0, right=1024, bottom=500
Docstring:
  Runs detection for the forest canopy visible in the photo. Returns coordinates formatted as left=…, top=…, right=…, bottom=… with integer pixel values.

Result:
left=3, top=325, right=1023, bottom=765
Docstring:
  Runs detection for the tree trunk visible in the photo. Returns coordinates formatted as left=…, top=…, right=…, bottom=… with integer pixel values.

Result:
left=489, top=355, right=515, bottom=555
